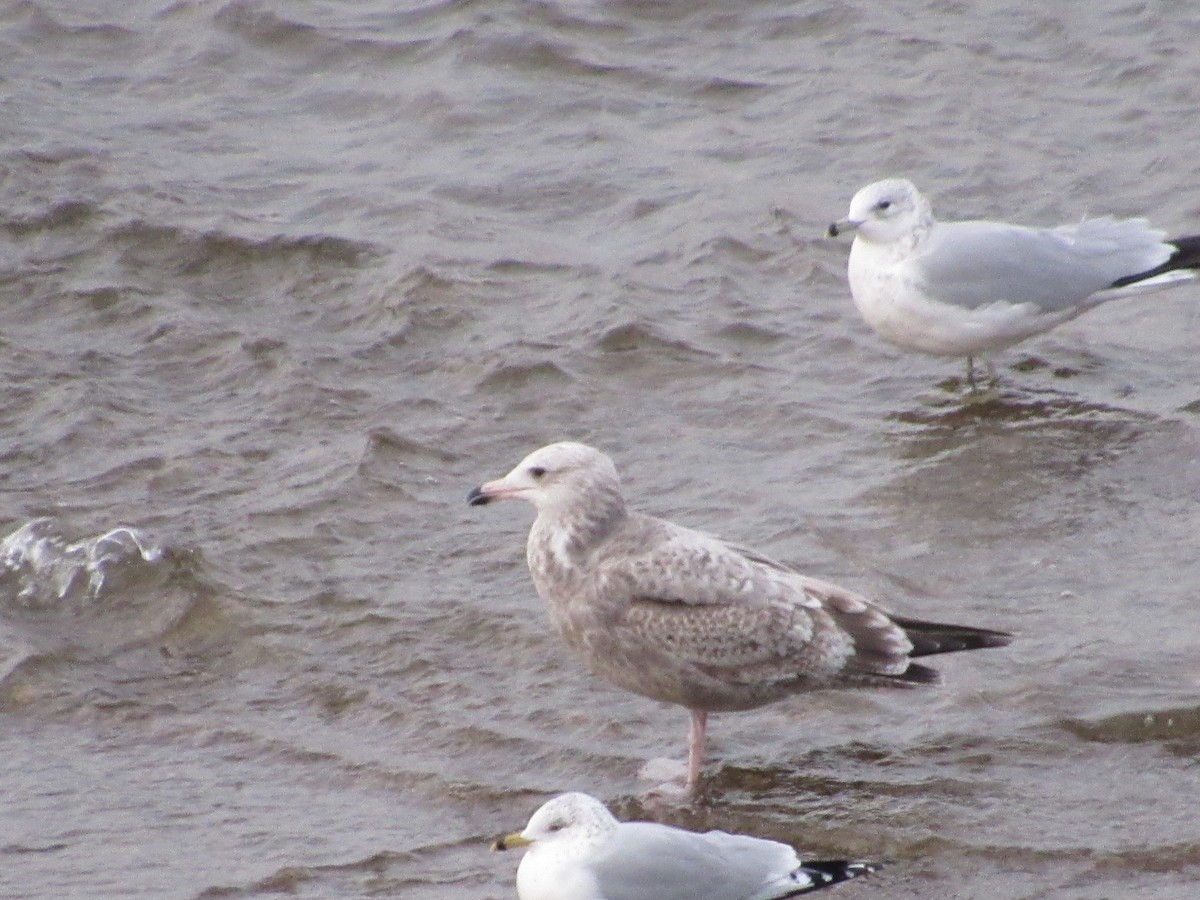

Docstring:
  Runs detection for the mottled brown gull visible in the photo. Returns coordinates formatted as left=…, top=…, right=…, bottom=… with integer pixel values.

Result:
left=468, top=441, right=1012, bottom=790
left=491, top=791, right=878, bottom=900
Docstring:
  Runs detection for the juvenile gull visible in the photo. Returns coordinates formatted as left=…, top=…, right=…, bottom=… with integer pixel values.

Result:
left=468, top=441, right=1012, bottom=790
left=491, top=791, right=878, bottom=900
left=827, top=178, right=1200, bottom=385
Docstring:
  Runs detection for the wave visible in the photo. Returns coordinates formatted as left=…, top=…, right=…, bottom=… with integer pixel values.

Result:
left=0, top=518, right=201, bottom=669
left=1, top=518, right=164, bottom=607
left=106, top=220, right=381, bottom=272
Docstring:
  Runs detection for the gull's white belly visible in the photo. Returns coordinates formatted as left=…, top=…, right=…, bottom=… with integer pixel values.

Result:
left=847, top=244, right=1079, bottom=357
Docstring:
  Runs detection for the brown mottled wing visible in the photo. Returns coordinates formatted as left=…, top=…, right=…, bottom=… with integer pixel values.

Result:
left=795, top=575, right=932, bottom=683
left=620, top=597, right=832, bottom=688
left=594, top=521, right=918, bottom=688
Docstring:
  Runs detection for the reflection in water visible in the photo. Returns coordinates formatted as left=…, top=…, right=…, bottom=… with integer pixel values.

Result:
left=888, top=379, right=1150, bottom=439
left=888, top=381, right=1147, bottom=480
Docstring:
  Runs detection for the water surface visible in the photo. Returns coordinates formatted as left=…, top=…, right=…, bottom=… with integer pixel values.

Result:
left=3, top=1, right=1199, bottom=897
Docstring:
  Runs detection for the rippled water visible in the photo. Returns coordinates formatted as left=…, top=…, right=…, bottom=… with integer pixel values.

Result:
left=3, top=1, right=1200, bottom=897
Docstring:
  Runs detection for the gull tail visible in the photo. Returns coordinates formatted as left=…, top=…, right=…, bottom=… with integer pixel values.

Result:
left=786, top=859, right=880, bottom=894
left=1110, top=234, right=1200, bottom=288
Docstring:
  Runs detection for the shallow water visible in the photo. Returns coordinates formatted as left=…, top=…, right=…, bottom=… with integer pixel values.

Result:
left=3, top=1, right=1200, bottom=897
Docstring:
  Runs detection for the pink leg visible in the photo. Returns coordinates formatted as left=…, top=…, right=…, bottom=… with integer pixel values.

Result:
left=687, top=709, right=708, bottom=790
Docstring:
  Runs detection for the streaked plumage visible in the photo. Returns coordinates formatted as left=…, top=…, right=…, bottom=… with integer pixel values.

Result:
left=468, top=442, right=1011, bottom=789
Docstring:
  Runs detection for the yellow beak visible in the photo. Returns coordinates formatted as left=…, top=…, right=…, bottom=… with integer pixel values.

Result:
left=491, top=831, right=533, bottom=851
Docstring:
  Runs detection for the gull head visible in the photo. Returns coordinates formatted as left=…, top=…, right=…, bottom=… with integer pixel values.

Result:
left=491, top=792, right=617, bottom=857
left=467, top=442, right=622, bottom=515
left=828, top=177, right=932, bottom=243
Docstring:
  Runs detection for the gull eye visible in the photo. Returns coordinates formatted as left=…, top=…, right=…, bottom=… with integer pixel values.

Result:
left=529, top=466, right=547, bottom=479
left=875, top=199, right=892, bottom=212
left=546, top=820, right=564, bottom=832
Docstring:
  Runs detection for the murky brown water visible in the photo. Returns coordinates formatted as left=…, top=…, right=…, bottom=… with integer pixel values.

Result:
left=3, top=1, right=1199, bottom=897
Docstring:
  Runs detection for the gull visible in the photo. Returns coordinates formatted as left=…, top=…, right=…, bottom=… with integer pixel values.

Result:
left=491, top=791, right=879, bottom=900
left=827, top=178, right=1200, bottom=386
left=468, top=441, right=1012, bottom=791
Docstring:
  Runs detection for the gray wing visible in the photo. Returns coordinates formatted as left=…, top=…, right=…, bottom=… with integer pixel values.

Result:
left=915, top=218, right=1173, bottom=311
left=589, top=822, right=802, bottom=900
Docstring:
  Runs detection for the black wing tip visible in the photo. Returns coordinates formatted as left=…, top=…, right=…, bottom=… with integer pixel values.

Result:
left=1111, top=233, right=1200, bottom=287
left=896, top=662, right=942, bottom=684
left=795, top=859, right=881, bottom=891
left=937, top=627, right=1014, bottom=650
left=1167, top=234, right=1200, bottom=270
left=891, top=616, right=1014, bottom=658
left=974, top=630, right=1015, bottom=649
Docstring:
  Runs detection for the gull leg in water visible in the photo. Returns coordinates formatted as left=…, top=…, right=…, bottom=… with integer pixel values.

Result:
left=828, top=178, right=1200, bottom=382
left=964, top=356, right=999, bottom=393
left=687, top=709, right=707, bottom=790
left=469, top=441, right=1013, bottom=794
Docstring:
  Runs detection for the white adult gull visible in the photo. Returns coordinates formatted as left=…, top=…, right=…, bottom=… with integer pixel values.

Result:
left=491, top=791, right=878, bottom=900
left=827, top=178, right=1200, bottom=385
left=467, top=441, right=1012, bottom=791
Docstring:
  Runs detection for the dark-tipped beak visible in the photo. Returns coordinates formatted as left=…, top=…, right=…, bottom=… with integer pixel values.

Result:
left=827, top=217, right=858, bottom=238
left=490, top=831, right=530, bottom=851
left=466, top=485, right=491, bottom=506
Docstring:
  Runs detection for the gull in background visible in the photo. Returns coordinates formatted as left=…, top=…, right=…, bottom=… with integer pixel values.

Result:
left=827, top=178, right=1200, bottom=386
left=491, top=791, right=879, bottom=900
left=468, top=441, right=1012, bottom=793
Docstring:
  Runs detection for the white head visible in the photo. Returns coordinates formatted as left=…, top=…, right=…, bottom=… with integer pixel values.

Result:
left=492, top=793, right=622, bottom=900
left=492, top=791, right=618, bottom=856
left=828, top=178, right=934, bottom=244
left=467, top=442, right=622, bottom=516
